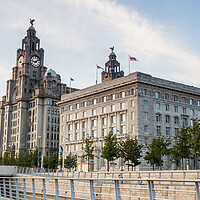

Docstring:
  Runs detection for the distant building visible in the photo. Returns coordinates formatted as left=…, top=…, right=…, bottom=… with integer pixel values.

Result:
left=59, top=48, right=200, bottom=171
left=0, top=24, right=77, bottom=158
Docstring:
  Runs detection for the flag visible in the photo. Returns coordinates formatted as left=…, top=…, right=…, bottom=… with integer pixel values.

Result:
left=130, top=56, right=138, bottom=61
left=97, top=65, right=104, bottom=70
left=70, top=77, right=74, bottom=81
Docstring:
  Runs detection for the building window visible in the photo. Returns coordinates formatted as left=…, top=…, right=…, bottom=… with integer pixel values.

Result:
left=174, top=117, right=179, bottom=125
left=144, top=112, right=148, bottom=120
left=166, top=105, right=170, bottom=111
left=156, top=103, right=160, bottom=110
left=110, top=116, right=114, bottom=125
left=174, top=106, right=178, bottom=113
left=143, top=89, right=147, bottom=96
left=131, top=112, right=134, bottom=120
left=166, top=127, right=170, bottom=136
left=120, top=114, right=125, bottom=122
left=110, top=94, right=115, bottom=100
left=174, top=95, right=178, bottom=102
left=191, top=109, right=194, bottom=116
left=47, top=124, right=49, bottom=131
left=183, top=107, right=187, bottom=114
left=165, top=93, right=170, bottom=100
left=102, top=118, right=106, bottom=126
left=91, top=99, right=96, bottom=105
left=82, top=132, right=86, bottom=139
left=144, top=125, right=148, bottom=133
left=131, top=100, right=134, bottom=107
left=47, top=99, right=51, bottom=105
left=144, top=100, right=148, bottom=108
left=156, top=126, right=161, bottom=135
left=118, top=92, right=125, bottom=98
left=155, top=91, right=160, bottom=98
left=102, top=96, right=106, bottom=103
left=75, top=133, right=78, bottom=140
left=92, top=109, right=96, bottom=116
left=198, top=111, right=200, bottom=117
left=83, top=111, right=86, bottom=118
left=190, top=99, right=194, bottom=105
left=82, top=121, right=86, bottom=129
left=182, top=118, right=188, bottom=126
left=111, top=105, right=115, bottom=112
left=102, top=129, right=105, bottom=137
left=91, top=130, right=94, bottom=138
left=165, top=115, right=170, bottom=123
left=102, top=107, right=106, bottom=113
left=156, top=114, right=161, bottom=122
left=120, top=103, right=125, bottom=110
left=198, top=101, right=200, bottom=106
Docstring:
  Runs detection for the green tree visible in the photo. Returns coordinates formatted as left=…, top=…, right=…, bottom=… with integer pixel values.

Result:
left=144, top=136, right=170, bottom=170
left=188, top=118, right=200, bottom=169
left=48, top=154, right=58, bottom=169
left=121, top=136, right=143, bottom=171
left=32, top=148, right=41, bottom=168
left=171, top=125, right=190, bottom=169
left=42, top=156, right=49, bottom=169
left=0, top=153, right=3, bottom=165
left=101, top=131, right=119, bottom=171
left=64, top=153, right=77, bottom=171
left=2, top=151, right=11, bottom=165
left=82, top=135, right=94, bottom=172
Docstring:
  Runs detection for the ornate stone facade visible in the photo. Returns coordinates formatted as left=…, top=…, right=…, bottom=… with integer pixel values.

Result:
left=59, top=56, right=200, bottom=171
left=0, top=25, right=77, bottom=158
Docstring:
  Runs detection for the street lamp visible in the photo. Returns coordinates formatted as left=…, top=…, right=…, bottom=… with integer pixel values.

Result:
left=37, top=136, right=41, bottom=170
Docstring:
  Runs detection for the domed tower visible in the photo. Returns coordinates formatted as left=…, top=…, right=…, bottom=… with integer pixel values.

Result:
left=101, top=46, right=124, bottom=82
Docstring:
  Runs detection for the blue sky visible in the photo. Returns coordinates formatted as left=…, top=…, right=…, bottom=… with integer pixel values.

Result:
left=0, top=0, right=200, bottom=98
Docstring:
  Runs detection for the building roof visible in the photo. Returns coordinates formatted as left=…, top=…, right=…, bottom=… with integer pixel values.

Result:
left=58, top=71, right=200, bottom=105
left=45, top=68, right=57, bottom=77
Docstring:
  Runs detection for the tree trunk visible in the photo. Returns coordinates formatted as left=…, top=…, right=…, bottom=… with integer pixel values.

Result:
left=181, top=159, right=183, bottom=170
left=195, top=153, right=197, bottom=170
left=128, top=160, right=129, bottom=171
left=88, top=157, right=90, bottom=172
left=107, top=160, right=109, bottom=171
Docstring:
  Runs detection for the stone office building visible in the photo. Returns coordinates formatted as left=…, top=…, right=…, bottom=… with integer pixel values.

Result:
left=0, top=23, right=77, bottom=158
left=59, top=48, right=200, bottom=171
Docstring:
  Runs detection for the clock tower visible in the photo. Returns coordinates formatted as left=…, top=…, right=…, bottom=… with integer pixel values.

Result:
left=0, top=21, right=77, bottom=158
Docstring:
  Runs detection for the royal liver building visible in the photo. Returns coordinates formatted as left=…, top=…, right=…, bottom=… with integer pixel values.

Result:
left=0, top=22, right=74, bottom=158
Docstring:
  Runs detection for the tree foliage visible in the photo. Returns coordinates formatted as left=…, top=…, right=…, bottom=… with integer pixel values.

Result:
left=144, top=135, right=170, bottom=170
left=101, top=131, right=119, bottom=171
left=171, top=125, right=190, bottom=169
left=188, top=118, right=200, bottom=169
left=120, top=136, right=143, bottom=171
left=82, top=135, right=94, bottom=171
left=64, top=153, right=77, bottom=170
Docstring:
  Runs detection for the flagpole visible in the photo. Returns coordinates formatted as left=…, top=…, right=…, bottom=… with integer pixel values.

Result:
left=70, top=78, right=71, bottom=93
left=128, top=55, right=130, bottom=74
left=96, top=65, right=98, bottom=85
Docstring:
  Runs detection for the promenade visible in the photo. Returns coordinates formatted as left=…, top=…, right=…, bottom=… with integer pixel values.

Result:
left=0, top=167, right=200, bottom=199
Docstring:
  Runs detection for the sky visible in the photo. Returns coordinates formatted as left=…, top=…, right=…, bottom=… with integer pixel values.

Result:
left=0, top=0, right=200, bottom=98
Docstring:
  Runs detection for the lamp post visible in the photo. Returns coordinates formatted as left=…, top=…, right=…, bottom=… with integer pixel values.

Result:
left=37, top=136, right=41, bottom=170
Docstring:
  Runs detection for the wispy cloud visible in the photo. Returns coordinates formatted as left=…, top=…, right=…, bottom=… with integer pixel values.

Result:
left=0, top=0, right=199, bottom=98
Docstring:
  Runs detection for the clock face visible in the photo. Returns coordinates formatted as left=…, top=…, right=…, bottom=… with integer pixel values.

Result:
left=31, top=56, right=40, bottom=67
left=18, top=56, right=24, bottom=67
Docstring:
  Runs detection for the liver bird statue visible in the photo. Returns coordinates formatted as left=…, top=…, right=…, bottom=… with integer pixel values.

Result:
left=30, top=19, right=35, bottom=26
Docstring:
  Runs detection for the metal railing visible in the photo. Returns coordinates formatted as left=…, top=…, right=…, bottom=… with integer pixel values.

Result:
left=16, top=166, right=200, bottom=180
left=0, top=176, right=200, bottom=200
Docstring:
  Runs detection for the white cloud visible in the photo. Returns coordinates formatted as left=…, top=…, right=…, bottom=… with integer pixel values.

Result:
left=0, top=0, right=200, bottom=98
